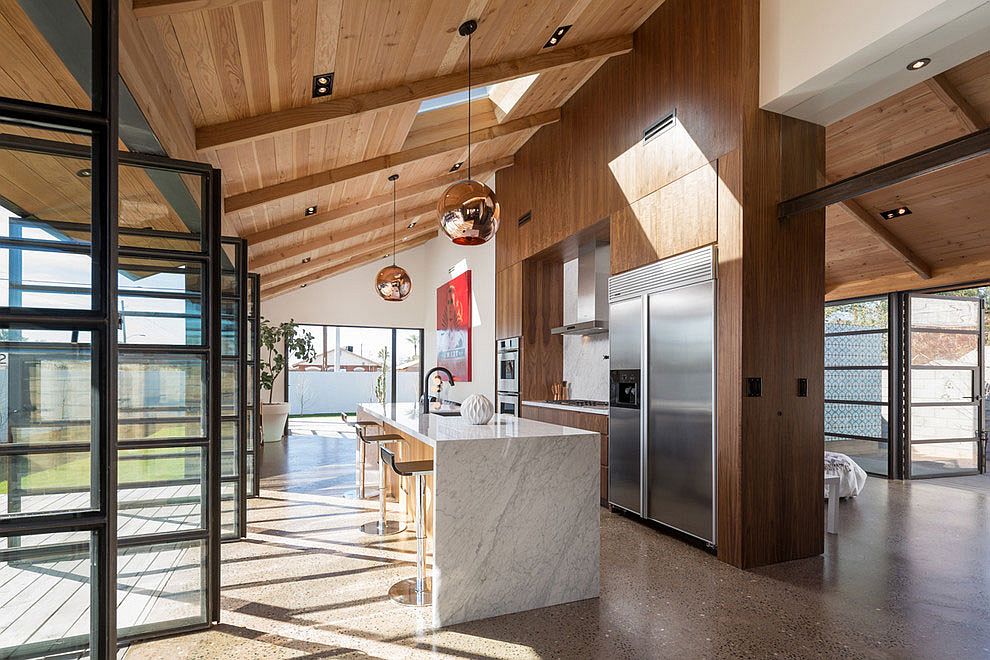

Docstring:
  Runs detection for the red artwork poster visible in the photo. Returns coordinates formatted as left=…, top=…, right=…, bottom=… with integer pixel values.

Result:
left=436, top=270, right=472, bottom=382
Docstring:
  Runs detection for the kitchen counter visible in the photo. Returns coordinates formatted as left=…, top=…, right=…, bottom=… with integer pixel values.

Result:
left=522, top=400, right=609, bottom=416
left=357, top=402, right=600, bottom=628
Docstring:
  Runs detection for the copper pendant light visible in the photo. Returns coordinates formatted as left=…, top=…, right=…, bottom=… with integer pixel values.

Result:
left=375, top=174, right=412, bottom=302
left=437, top=19, right=500, bottom=245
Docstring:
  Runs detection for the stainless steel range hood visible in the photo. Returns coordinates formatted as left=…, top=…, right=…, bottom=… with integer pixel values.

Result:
left=551, top=242, right=609, bottom=336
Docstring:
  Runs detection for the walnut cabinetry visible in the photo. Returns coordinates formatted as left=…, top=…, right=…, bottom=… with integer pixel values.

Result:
left=521, top=405, right=609, bottom=505
left=495, top=261, right=523, bottom=340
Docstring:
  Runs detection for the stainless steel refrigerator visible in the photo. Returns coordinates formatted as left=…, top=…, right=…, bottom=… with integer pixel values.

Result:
left=608, top=246, right=717, bottom=546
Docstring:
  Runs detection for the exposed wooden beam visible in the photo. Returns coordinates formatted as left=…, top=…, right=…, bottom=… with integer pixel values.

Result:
left=837, top=200, right=932, bottom=279
left=926, top=73, right=988, bottom=134
left=132, top=0, right=258, bottom=19
left=243, top=156, right=513, bottom=246
left=197, top=36, right=632, bottom=150
left=225, top=109, right=557, bottom=213
left=779, top=127, right=990, bottom=218
left=254, top=203, right=436, bottom=275
left=261, top=231, right=438, bottom=300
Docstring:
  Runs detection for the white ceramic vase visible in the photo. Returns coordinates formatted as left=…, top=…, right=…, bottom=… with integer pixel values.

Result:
left=461, top=394, right=495, bottom=425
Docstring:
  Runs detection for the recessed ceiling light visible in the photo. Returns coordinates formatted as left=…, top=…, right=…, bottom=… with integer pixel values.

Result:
left=312, top=72, right=334, bottom=98
left=300, top=283, right=307, bottom=288
left=302, top=257, right=311, bottom=264
left=449, top=161, right=463, bottom=173
left=544, top=25, right=572, bottom=48
left=305, top=206, right=317, bottom=216
left=907, top=58, right=931, bottom=71
left=880, top=206, right=912, bottom=220
left=407, top=220, right=417, bottom=229
left=76, top=168, right=92, bottom=178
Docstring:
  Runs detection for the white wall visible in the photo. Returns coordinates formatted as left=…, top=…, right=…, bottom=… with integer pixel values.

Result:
left=261, top=234, right=496, bottom=406
left=761, top=0, right=990, bottom=124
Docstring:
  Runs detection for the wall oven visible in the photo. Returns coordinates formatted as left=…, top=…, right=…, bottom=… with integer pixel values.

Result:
left=497, top=337, right=520, bottom=415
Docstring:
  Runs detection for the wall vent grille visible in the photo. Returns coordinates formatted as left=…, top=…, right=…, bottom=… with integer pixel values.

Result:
left=644, top=110, right=677, bottom=143
left=518, top=210, right=533, bottom=227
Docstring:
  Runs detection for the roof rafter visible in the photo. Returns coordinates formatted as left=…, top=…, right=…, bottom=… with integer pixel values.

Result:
left=243, top=156, right=512, bottom=247
left=261, top=230, right=438, bottom=299
left=132, top=0, right=258, bottom=19
left=837, top=200, right=932, bottom=279
left=253, top=203, right=436, bottom=274
left=225, top=109, right=557, bottom=213
left=197, top=35, right=632, bottom=151
left=925, top=73, right=988, bottom=134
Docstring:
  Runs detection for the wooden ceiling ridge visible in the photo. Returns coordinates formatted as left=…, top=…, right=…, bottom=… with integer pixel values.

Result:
left=132, top=0, right=259, bottom=19
left=224, top=108, right=558, bottom=213
left=242, top=156, right=513, bottom=246
left=195, top=35, right=633, bottom=151
left=260, top=230, right=438, bottom=299
left=249, top=202, right=437, bottom=271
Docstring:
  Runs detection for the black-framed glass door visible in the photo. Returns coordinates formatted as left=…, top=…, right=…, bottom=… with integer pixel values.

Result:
left=905, top=293, right=985, bottom=478
left=246, top=273, right=261, bottom=498
left=220, top=238, right=247, bottom=539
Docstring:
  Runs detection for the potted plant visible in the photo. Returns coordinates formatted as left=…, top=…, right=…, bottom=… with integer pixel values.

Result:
left=259, top=317, right=316, bottom=443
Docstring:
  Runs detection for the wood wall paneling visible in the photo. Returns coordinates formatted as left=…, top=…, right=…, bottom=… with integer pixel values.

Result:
left=495, top=261, right=523, bottom=340
left=520, top=258, right=563, bottom=403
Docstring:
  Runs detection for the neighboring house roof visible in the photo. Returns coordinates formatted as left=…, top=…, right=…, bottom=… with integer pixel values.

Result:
left=292, top=347, right=379, bottom=370
left=396, top=357, right=420, bottom=372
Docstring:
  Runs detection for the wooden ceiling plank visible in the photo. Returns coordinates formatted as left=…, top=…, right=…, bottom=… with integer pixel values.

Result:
left=836, top=200, right=932, bottom=279
left=244, top=156, right=512, bottom=246
left=250, top=202, right=437, bottom=271
left=926, top=73, right=988, bottom=134
left=196, top=35, right=631, bottom=150
left=132, top=0, right=260, bottom=20
left=261, top=230, right=437, bottom=299
left=225, top=108, right=558, bottom=213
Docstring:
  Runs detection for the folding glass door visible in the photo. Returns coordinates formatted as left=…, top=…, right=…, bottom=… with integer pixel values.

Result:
left=220, top=239, right=247, bottom=539
left=906, top=294, right=985, bottom=477
left=246, top=273, right=261, bottom=497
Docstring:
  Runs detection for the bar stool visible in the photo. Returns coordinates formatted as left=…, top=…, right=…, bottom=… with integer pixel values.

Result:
left=381, top=445, right=433, bottom=606
left=339, top=414, right=406, bottom=536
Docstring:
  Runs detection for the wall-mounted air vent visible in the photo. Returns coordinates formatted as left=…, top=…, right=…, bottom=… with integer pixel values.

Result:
left=518, top=210, right=533, bottom=227
left=644, top=110, right=677, bottom=143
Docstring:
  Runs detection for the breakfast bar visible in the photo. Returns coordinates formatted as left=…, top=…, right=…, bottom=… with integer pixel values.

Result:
left=357, top=402, right=601, bottom=628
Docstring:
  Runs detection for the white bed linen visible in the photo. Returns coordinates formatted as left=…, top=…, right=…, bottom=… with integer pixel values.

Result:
left=825, top=451, right=867, bottom=498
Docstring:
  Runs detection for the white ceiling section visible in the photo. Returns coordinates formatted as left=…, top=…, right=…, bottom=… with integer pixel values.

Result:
left=761, top=0, right=990, bottom=124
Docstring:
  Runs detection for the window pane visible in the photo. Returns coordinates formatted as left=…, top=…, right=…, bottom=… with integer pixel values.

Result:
left=119, top=259, right=204, bottom=346
left=221, top=299, right=238, bottom=355
left=220, top=481, right=238, bottom=539
left=0, top=329, right=93, bottom=445
left=825, top=299, right=888, bottom=331
left=911, top=332, right=979, bottom=366
left=221, top=359, right=238, bottom=417
left=119, top=354, right=206, bottom=441
left=825, top=332, right=888, bottom=367
left=825, top=369, right=888, bottom=403
left=0, top=125, right=95, bottom=310
left=221, top=421, right=238, bottom=478
left=910, top=405, right=979, bottom=441
left=1, top=451, right=93, bottom=517
left=117, top=539, right=207, bottom=636
left=118, top=447, right=205, bottom=537
left=824, top=402, right=889, bottom=440
left=0, top=2, right=93, bottom=108
left=119, top=164, right=203, bottom=251
left=825, top=437, right=888, bottom=477
left=911, top=296, right=980, bottom=331
left=911, top=442, right=979, bottom=476
left=0, top=532, right=93, bottom=656
left=910, top=368, right=975, bottom=403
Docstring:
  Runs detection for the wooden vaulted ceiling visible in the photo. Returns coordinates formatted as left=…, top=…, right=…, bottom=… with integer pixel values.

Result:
left=126, top=0, right=665, bottom=297
left=824, top=51, right=990, bottom=300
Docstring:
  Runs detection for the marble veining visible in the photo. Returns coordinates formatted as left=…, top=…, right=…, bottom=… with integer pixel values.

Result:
left=358, top=402, right=601, bottom=628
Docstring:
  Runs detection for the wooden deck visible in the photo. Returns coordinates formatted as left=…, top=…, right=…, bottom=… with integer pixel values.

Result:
left=0, top=484, right=207, bottom=656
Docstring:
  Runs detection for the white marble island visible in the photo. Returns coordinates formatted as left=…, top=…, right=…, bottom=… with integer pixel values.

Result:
left=357, top=402, right=600, bottom=628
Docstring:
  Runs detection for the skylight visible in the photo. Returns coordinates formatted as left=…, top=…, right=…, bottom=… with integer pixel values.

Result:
left=418, top=86, right=492, bottom=113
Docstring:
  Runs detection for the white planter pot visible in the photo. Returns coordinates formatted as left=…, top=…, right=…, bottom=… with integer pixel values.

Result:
left=261, top=402, right=290, bottom=443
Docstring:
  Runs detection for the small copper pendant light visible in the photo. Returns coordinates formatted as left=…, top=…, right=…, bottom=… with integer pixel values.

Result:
left=437, top=19, right=500, bottom=245
left=375, top=174, right=412, bottom=302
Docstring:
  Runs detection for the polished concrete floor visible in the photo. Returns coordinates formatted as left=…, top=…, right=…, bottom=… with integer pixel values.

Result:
left=127, top=425, right=990, bottom=659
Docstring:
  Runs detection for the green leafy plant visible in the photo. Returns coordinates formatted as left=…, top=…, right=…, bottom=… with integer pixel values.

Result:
left=259, top=318, right=316, bottom=404
left=374, top=346, right=389, bottom=406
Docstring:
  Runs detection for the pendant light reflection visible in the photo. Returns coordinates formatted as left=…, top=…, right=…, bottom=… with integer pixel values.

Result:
left=375, top=174, right=412, bottom=302
left=438, top=19, right=500, bottom=245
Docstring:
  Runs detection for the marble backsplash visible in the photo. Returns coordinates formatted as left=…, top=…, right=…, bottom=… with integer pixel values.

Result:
left=562, top=257, right=610, bottom=401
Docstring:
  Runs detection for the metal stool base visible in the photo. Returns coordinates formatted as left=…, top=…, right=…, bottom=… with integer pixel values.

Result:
left=359, top=519, right=406, bottom=536
left=389, top=577, right=432, bottom=606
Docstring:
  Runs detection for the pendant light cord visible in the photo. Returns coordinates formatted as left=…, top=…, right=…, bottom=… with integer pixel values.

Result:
left=391, top=177, right=397, bottom=266
left=467, top=30, right=472, bottom=179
